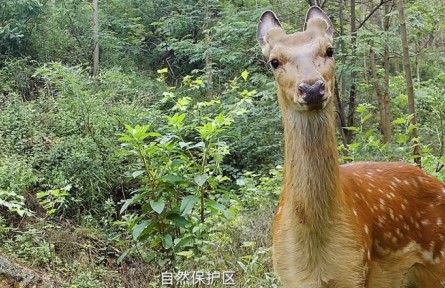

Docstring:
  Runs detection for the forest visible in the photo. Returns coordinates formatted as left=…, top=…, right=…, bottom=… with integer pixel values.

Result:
left=0, top=0, right=445, bottom=287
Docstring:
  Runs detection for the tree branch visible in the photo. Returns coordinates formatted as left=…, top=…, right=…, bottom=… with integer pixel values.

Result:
left=357, top=0, right=392, bottom=30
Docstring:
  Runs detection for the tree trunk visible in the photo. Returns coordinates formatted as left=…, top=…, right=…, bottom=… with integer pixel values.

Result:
left=369, top=47, right=392, bottom=143
left=92, top=0, right=99, bottom=76
left=382, top=0, right=392, bottom=143
left=336, top=0, right=349, bottom=151
left=369, top=0, right=392, bottom=144
left=397, top=0, right=421, bottom=167
left=346, top=0, right=357, bottom=144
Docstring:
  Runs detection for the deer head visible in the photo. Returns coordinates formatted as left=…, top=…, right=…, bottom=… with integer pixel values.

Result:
left=257, top=7, right=335, bottom=111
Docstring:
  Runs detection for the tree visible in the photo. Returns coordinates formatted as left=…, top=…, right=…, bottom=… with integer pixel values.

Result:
left=397, top=0, right=421, bottom=167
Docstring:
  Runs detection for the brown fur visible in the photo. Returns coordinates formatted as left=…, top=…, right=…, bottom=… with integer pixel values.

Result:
left=258, top=7, right=445, bottom=288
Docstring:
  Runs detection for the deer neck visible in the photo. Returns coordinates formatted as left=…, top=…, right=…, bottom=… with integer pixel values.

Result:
left=280, top=99, right=343, bottom=229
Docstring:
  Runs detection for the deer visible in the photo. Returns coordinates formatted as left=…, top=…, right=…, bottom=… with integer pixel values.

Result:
left=257, top=6, right=445, bottom=288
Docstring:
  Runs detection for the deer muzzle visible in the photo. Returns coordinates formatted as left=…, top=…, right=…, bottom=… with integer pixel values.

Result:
left=298, top=80, right=326, bottom=109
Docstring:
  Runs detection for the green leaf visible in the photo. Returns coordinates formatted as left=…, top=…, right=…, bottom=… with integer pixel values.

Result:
left=194, top=174, right=208, bottom=187
left=133, top=220, right=149, bottom=240
left=207, top=200, right=231, bottom=219
left=176, top=250, right=194, bottom=258
left=344, top=126, right=359, bottom=132
left=161, top=175, right=185, bottom=184
left=175, top=236, right=194, bottom=250
left=132, top=170, right=144, bottom=178
left=150, top=199, right=165, bottom=214
left=356, top=105, right=367, bottom=113
left=180, top=195, right=198, bottom=216
left=120, top=194, right=143, bottom=214
left=167, top=213, right=189, bottom=228
left=162, top=234, right=173, bottom=249
left=179, top=142, right=192, bottom=148
left=36, top=192, right=47, bottom=199
left=241, top=70, right=249, bottom=81
left=215, top=113, right=224, bottom=125
left=392, top=117, right=407, bottom=125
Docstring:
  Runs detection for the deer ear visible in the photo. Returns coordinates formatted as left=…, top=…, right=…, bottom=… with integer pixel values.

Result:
left=304, top=7, right=333, bottom=38
left=258, top=11, right=282, bottom=56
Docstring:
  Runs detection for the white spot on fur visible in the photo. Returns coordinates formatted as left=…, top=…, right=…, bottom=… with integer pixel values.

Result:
left=422, top=250, right=434, bottom=263
left=364, top=225, right=369, bottom=235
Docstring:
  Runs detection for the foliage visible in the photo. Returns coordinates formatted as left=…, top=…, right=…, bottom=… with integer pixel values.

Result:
left=1, top=0, right=445, bottom=287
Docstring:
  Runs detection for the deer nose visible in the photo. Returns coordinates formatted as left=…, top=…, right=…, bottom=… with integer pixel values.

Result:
left=298, top=80, right=325, bottom=105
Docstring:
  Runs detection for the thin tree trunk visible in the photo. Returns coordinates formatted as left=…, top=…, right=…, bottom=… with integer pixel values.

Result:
left=397, top=0, right=421, bottom=167
left=383, top=0, right=392, bottom=143
left=369, top=0, right=392, bottom=144
left=370, top=47, right=392, bottom=143
left=346, top=0, right=357, bottom=144
left=92, top=0, right=99, bottom=76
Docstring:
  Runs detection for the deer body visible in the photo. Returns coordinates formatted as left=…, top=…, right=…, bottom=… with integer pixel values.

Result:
left=258, top=7, right=445, bottom=287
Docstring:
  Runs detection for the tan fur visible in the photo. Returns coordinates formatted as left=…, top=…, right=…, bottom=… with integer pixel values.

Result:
left=258, top=7, right=445, bottom=288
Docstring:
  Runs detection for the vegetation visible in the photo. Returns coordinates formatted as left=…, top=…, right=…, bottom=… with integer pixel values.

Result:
left=0, top=0, right=445, bottom=287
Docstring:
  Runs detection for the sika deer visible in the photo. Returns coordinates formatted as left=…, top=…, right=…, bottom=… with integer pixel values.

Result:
left=258, top=6, right=445, bottom=288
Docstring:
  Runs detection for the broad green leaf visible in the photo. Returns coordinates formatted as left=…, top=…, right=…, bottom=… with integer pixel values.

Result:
left=180, top=195, right=198, bottom=216
left=132, top=220, right=149, bottom=240
left=161, top=174, right=184, bottom=184
left=132, top=170, right=144, bottom=178
left=150, top=199, right=165, bottom=214
left=120, top=193, right=143, bottom=214
left=194, top=174, right=208, bottom=187
left=207, top=200, right=231, bottom=219
left=167, top=214, right=189, bottom=228
left=175, top=236, right=194, bottom=249
left=162, top=234, right=173, bottom=249
left=236, top=178, right=246, bottom=186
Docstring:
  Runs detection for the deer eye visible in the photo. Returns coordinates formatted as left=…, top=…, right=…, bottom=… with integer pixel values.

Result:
left=270, top=59, right=281, bottom=69
left=326, top=47, right=334, bottom=58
